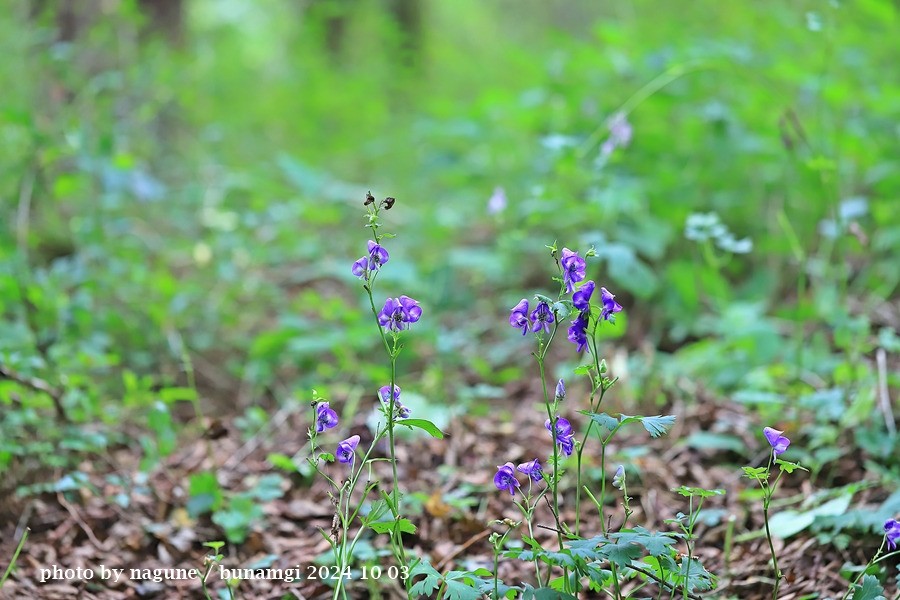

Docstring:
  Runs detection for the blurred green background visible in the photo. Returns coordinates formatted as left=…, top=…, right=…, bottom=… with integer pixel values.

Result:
left=1, top=0, right=899, bottom=496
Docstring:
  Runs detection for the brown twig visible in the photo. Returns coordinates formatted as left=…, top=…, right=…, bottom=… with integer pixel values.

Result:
left=434, top=528, right=493, bottom=572
left=0, top=363, right=66, bottom=419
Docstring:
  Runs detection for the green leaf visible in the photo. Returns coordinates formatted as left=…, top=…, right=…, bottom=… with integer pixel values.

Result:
left=552, top=301, right=571, bottom=320
left=767, top=494, right=853, bottom=538
left=267, top=452, right=298, bottom=472
left=158, top=386, right=198, bottom=404
left=573, top=365, right=592, bottom=376
left=673, top=486, right=726, bottom=499
left=597, top=536, right=642, bottom=567
left=742, top=466, right=768, bottom=480
left=566, top=535, right=606, bottom=560
left=369, top=518, right=417, bottom=535
left=409, top=560, right=441, bottom=597
left=851, top=575, right=886, bottom=600
left=397, top=418, right=445, bottom=439
left=775, top=458, right=808, bottom=474
left=187, top=471, right=222, bottom=517
left=615, top=527, right=678, bottom=557
left=588, top=412, right=619, bottom=433
left=521, top=586, right=579, bottom=600
left=633, top=414, right=676, bottom=438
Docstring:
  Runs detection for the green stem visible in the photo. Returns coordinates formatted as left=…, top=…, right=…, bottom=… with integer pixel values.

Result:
left=0, top=528, right=28, bottom=590
left=763, top=500, right=781, bottom=599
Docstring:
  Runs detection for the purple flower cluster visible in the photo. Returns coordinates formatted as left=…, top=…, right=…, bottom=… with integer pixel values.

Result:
left=885, top=519, right=900, bottom=551
left=493, top=459, right=544, bottom=496
left=378, top=296, right=422, bottom=331
left=352, top=240, right=390, bottom=280
left=378, top=384, right=411, bottom=419
left=763, top=427, right=791, bottom=455
left=545, top=415, right=575, bottom=457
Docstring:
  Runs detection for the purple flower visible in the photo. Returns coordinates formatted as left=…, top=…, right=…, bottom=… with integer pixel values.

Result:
left=315, top=402, right=339, bottom=433
left=517, top=459, right=543, bottom=482
left=599, top=287, right=623, bottom=321
left=545, top=416, right=575, bottom=457
left=366, top=240, right=389, bottom=270
left=530, top=301, right=554, bottom=334
left=561, top=248, right=586, bottom=293
left=612, top=465, right=626, bottom=490
left=567, top=312, right=589, bottom=353
left=351, top=256, right=369, bottom=279
left=509, top=299, right=530, bottom=335
left=378, top=296, right=422, bottom=331
left=763, top=427, right=791, bottom=455
left=555, top=379, right=566, bottom=402
left=336, top=435, right=360, bottom=465
left=488, top=186, right=507, bottom=215
left=378, top=384, right=411, bottom=419
left=885, top=519, right=900, bottom=551
left=573, top=281, right=595, bottom=312
left=494, top=462, right=520, bottom=495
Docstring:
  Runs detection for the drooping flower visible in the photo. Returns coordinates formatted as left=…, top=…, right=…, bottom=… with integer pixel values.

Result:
left=509, top=299, right=530, bottom=335
left=378, top=384, right=410, bottom=419
left=567, top=312, right=589, bottom=353
left=530, top=301, right=554, bottom=334
left=763, top=427, right=791, bottom=455
left=366, top=240, right=389, bottom=270
left=555, top=379, right=566, bottom=402
left=315, top=402, right=339, bottom=433
left=573, top=280, right=595, bottom=312
left=612, top=465, right=626, bottom=490
left=884, top=519, right=900, bottom=551
left=545, top=416, right=575, bottom=457
left=488, top=186, right=507, bottom=215
left=494, top=462, right=520, bottom=496
left=599, top=287, right=623, bottom=321
left=561, top=248, right=586, bottom=293
left=336, top=435, right=360, bottom=465
left=378, top=296, right=423, bottom=331
left=517, top=459, right=543, bottom=482
left=351, top=256, right=368, bottom=279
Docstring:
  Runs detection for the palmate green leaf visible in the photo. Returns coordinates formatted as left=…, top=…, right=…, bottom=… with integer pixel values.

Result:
left=628, top=414, right=677, bottom=438
left=615, top=527, right=678, bottom=557
left=679, top=557, right=716, bottom=592
left=673, top=485, right=726, bottom=499
left=521, top=585, right=579, bottom=600
left=369, top=518, right=417, bottom=535
left=588, top=412, right=619, bottom=433
left=742, top=466, right=768, bottom=479
left=443, top=571, right=490, bottom=600
left=851, top=575, right=886, bottom=600
left=597, top=536, right=643, bottom=567
left=397, top=418, right=445, bottom=439
left=409, top=560, right=441, bottom=597
left=566, top=535, right=607, bottom=560
left=775, top=458, right=808, bottom=474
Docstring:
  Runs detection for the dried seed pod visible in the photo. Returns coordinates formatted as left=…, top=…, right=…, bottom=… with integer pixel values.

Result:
left=382, top=196, right=396, bottom=210
left=364, top=191, right=375, bottom=206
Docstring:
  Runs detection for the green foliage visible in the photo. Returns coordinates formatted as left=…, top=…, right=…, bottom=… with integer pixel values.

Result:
left=850, top=575, right=886, bottom=600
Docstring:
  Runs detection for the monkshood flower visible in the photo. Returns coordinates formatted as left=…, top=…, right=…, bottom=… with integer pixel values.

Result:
left=336, top=435, right=360, bottom=465
left=567, top=311, right=589, bottom=353
left=378, top=296, right=422, bottom=331
left=555, top=379, right=566, bottom=402
left=494, top=462, right=520, bottom=496
left=517, top=459, right=543, bottom=482
left=599, top=287, right=623, bottom=321
left=572, top=280, right=595, bottom=312
left=763, top=427, right=791, bottom=455
left=315, top=402, right=339, bottom=433
left=378, top=384, right=411, bottom=418
left=351, top=256, right=368, bottom=279
left=885, top=519, right=900, bottom=551
left=509, top=299, right=530, bottom=335
left=366, top=240, right=389, bottom=270
left=530, top=301, right=554, bottom=334
left=561, top=248, right=586, bottom=293
left=612, top=465, right=626, bottom=490
left=545, top=416, right=575, bottom=457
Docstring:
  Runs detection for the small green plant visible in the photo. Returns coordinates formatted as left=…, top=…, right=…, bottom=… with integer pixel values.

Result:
left=200, top=540, right=234, bottom=600
left=0, top=526, right=28, bottom=591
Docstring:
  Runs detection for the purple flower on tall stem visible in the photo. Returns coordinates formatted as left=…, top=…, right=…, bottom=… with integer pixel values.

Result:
left=530, top=302, right=554, bottom=334
left=567, top=312, right=589, bottom=353
left=573, top=280, right=595, bottom=312
left=351, top=256, right=368, bottom=279
left=517, top=459, right=543, bottom=482
left=545, top=416, right=575, bottom=457
left=763, top=427, right=791, bottom=455
left=315, top=402, right=339, bottom=433
left=599, top=287, right=623, bottom=321
left=509, top=299, right=530, bottom=335
left=378, top=384, right=411, bottom=419
left=885, top=519, right=900, bottom=551
left=366, top=240, right=389, bottom=270
left=336, top=435, right=360, bottom=465
left=378, top=296, right=422, bottom=331
left=494, top=462, right=520, bottom=496
left=561, top=248, right=586, bottom=293
left=555, top=379, right=566, bottom=402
